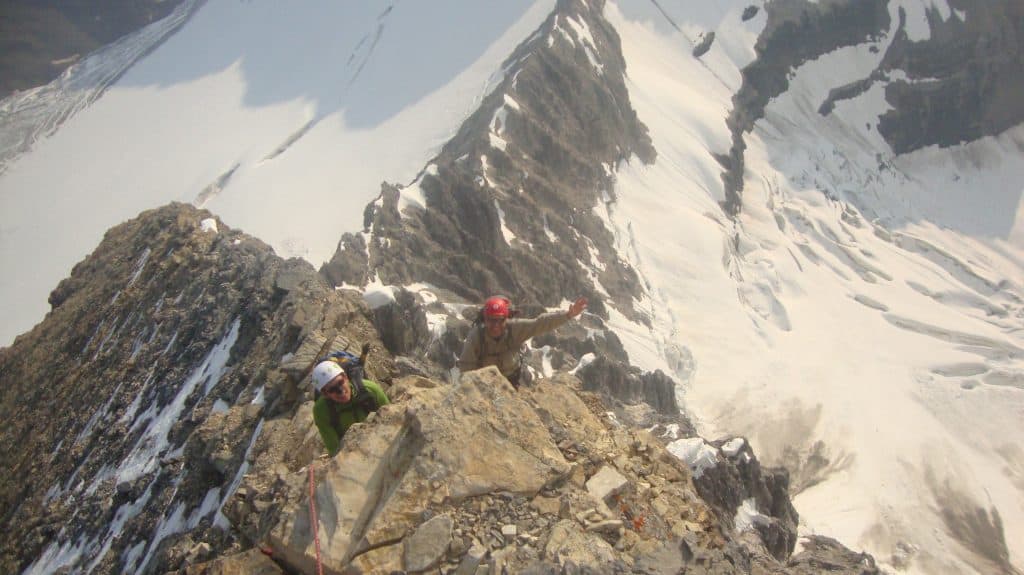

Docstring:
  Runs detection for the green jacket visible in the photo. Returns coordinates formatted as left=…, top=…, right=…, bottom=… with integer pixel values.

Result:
left=457, top=311, right=571, bottom=380
left=313, top=378, right=389, bottom=456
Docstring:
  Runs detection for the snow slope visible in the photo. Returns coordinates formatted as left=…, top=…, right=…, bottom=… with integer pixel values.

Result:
left=607, top=1, right=1024, bottom=574
left=0, top=0, right=555, bottom=346
left=3, top=1, right=1023, bottom=574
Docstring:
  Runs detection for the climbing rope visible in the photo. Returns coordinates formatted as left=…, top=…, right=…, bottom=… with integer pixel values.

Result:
left=308, top=463, right=324, bottom=575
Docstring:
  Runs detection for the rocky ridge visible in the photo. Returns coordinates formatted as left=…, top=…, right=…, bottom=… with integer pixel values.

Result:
left=0, top=0, right=906, bottom=572
left=323, top=0, right=655, bottom=327
left=0, top=204, right=880, bottom=574
left=875, top=0, right=1024, bottom=153
left=0, top=203, right=389, bottom=574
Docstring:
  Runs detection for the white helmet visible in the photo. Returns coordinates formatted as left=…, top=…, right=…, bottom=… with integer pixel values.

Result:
left=311, top=361, right=344, bottom=392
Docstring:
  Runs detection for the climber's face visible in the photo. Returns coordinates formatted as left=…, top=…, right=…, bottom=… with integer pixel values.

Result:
left=322, top=372, right=352, bottom=403
left=484, top=316, right=507, bottom=339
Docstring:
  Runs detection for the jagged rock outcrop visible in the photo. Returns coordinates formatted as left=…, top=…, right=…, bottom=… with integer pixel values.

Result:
left=368, top=286, right=455, bottom=380
left=691, top=438, right=800, bottom=561
left=876, top=0, right=1024, bottom=153
left=721, top=0, right=1024, bottom=213
left=0, top=203, right=391, bottom=574
left=577, top=355, right=680, bottom=418
left=323, top=0, right=655, bottom=326
left=786, top=536, right=880, bottom=574
left=720, top=0, right=891, bottom=214
left=229, top=369, right=575, bottom=573
left=693, top=31, right=716, bottom=57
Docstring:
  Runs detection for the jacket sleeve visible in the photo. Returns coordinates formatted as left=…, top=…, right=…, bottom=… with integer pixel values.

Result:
left=457, top=326, right=481, bottom=372
left=509, top=311, right=571, bottom=346
left=312, top=399, right=341, bottom=457
left=364, top=380, right=390, bottom=407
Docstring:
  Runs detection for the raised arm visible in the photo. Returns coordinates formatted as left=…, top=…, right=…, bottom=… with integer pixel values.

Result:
left=509, top=296, right=588, bottom=345
left=365, top=380, right=390, bottom=407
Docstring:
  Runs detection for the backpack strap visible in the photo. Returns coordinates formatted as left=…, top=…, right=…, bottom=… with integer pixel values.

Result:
left=328, top=400, right=342, bottom=437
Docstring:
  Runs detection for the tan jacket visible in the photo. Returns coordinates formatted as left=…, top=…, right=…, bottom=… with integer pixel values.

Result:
left=458, top=311, right=571, bottom=379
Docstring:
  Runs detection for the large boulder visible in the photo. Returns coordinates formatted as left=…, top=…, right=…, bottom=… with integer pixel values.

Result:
left=228, top=367, right=571, bottom=573
left=185, top=548, right=284, bottom=574
left=151, top=363, right=878, bottom=574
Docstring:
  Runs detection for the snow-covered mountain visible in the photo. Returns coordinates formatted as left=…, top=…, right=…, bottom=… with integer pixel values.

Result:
left=0, top=0, right=557, bottom=346
left=603, top=3, right=1024, bottom=574
left=1, top=1, right=1022, bottom=574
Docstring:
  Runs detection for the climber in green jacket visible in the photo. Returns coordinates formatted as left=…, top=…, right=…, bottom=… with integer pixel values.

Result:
left=458, top=295, right=588, bottom=387
left=311, top=359, right=390, bottom=456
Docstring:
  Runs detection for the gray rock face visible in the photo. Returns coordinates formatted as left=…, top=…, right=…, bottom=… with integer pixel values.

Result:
left=720, top=0, right=1021, bottom=213
left=693, top=31, right=716, bottom=57
left=320, top=229, right=369, bottom=288
left=227, top=368, right=574, bottom=572
left=404, top=514, right=454, bottom=572
left=691, top=437, right=800, bottom=561
left=577, top=355, right=680, bottom=417
left=876, top=0, right=1024, bottom=153
left=787, top=535, right=880, bottom=574
left=324, top=0, right=654, bottom=327
left=0, top=0, right=188, bottom=98
left=721, top=0, right=891, bottom=214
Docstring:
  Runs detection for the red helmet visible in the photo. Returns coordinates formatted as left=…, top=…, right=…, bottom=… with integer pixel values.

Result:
left=483, top=296, right=511, bottom=318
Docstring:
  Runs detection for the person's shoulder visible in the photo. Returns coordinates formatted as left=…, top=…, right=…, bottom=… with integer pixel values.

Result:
left=363, top=379, right=390, bottom=401
left=510, top=311, right=558, bottom=325
left=462, top=323, right=484, bottom=346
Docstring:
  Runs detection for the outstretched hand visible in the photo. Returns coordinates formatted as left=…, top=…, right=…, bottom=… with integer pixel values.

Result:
left=567, top=296, right=588, bottom=319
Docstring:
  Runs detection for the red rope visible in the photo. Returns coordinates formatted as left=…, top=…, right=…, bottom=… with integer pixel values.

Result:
left=308, top=463, right=324, bottom=575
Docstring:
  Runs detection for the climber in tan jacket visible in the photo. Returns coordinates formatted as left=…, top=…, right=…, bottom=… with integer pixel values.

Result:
left=458, top=295, right=587, bottom=387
